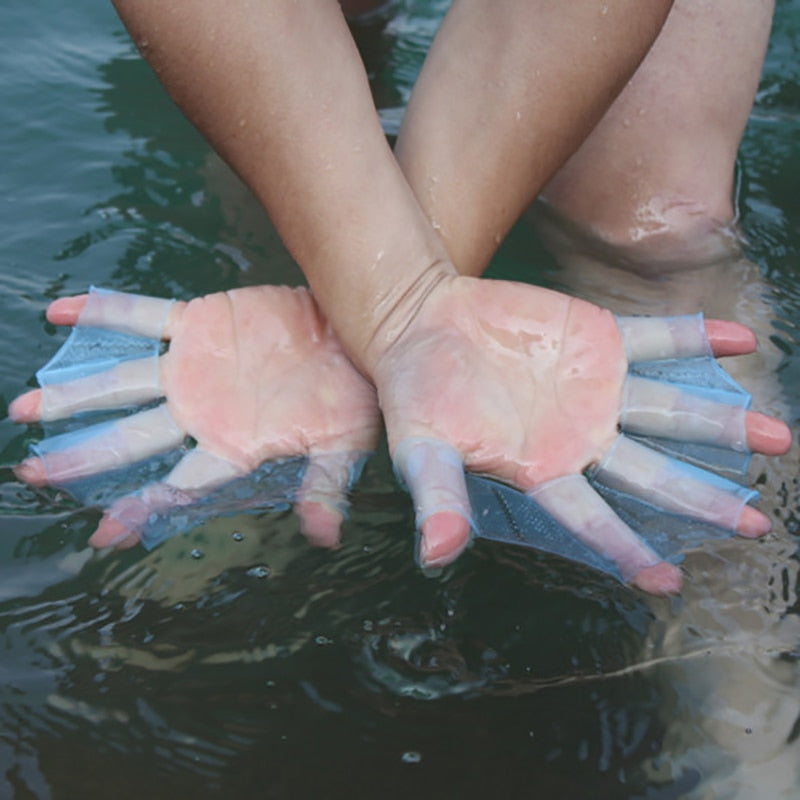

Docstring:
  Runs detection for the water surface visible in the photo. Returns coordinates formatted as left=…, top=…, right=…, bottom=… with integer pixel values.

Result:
left=1, top=3, right=799, bottom=798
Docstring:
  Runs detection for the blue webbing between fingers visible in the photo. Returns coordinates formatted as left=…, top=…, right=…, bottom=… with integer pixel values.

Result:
left=28, top=287, right=374, bottom=550
left=466, top=473, right=628, bottom=581
left=466, top=314, right=759, bottom=583
left=132, top=451, right=372, bottom=551
left=36, top=325, right=161, bottom=389
left=135, top=456, right=308, bottom=550
left=29, top=298, right=760, bottom=575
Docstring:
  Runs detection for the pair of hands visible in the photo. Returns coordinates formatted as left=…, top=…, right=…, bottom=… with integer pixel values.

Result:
left=10, top=278, right=791, bottom=595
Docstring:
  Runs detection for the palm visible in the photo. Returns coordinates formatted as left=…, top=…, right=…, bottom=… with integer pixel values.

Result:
left=376, top=276, right=626, bottom=488
left=161, top=286, right=379, bottom=470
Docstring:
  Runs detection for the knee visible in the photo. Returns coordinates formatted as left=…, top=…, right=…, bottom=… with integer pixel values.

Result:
left=529, top=192, right=743, bottom=276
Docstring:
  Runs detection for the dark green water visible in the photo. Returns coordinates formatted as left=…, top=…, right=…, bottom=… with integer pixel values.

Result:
left=1, top=3, right=799, bottom=798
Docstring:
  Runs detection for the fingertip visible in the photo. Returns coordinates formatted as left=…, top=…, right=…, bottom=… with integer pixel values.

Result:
left=114, top=532, right=142, bottom=550
left=630, top=561, right=682, bottom=595
left=704, top=319, right=757, bottom=356
left=46, top=295, right=88, bottom=325
left=419, top=510, right=471, bottom=569
left=745, top=411, right=793, bottom=456
left=14, top=458, right=49, bottom=487
left=296, top=500, right=344, bottom=549
left=736, top=505, right=772, bottom=538
left=89, top=514, right=140, bottom=549
left=8, top=390, right=43, bottom=423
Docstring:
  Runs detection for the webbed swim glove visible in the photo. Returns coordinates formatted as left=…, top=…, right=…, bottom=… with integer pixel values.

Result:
left=13, top=287, right=370, bottom=550
left=393, top=314, right=785, bottom=592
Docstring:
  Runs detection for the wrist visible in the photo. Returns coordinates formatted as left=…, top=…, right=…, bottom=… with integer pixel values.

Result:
left=355, top=259, right=458, bottom=378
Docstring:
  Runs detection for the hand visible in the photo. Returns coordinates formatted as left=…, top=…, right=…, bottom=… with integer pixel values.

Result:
left=373, top=275, right=792, bottom=594
left=9, top=286, right=381, bottom=550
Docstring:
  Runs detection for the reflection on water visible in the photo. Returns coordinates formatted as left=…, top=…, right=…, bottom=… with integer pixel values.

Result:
left=1, top=1, right=800, bottom=798
left=0, top=489, right=682, bottom=798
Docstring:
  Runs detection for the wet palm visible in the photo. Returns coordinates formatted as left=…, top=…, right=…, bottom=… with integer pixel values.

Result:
left=376, top=276, right=626, bottom=486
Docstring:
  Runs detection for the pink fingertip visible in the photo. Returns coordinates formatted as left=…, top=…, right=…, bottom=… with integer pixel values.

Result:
left=8, top=390, right=43, bottom=423
left=736, top=505, right=772, bottom=538
left=46, top=295, right=88, bottom=326
left=13, top=458, right=49, bottom=487
left=745, top=411, right=793, bottom=456
left=114, top=532, right=142, bottom=551
left=89, top=514, right=140, bottom=550
left=630, top=561, right=682, bottom=595
left=419, top=510, right=471, bottom=569
left=296, top=500, right=344, bottom=549
left=704, top=319, right=757, bottom=357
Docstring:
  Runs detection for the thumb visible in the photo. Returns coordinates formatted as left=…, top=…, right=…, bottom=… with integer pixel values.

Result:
left=392, top=437, right=473, bottom=569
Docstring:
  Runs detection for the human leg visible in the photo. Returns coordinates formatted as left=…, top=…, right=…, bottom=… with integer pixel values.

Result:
left=532, top=3, right=800, bottom=795
left=538, top=0, right=774, bottom=265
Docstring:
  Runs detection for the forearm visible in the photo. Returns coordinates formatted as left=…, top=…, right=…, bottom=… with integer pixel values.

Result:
left=112, top=0, right=451, bottom=373
left=395, top=0, right=674, bottom=275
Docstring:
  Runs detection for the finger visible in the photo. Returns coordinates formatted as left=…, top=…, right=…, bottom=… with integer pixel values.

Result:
left=528, top=475, right=682, bottom=595
left=622, top=376, right=791, bottom=455
left=89, top=449, right=245, bottom=549
left=393, top=437, right=472, bottom=569
left=17, top=357, right=163, bottom=423
left=15, top=405, right=185, bottom=487
left=621, top=376, right=748, bottom=450
left=49, top=288, right=179, bottom=340
left=617, top=314, right=757, bottom=362
left=89, top=485, right=193, bottom=550
left=294, top=450, right=370, bottom=548
left=592, top=435, right=770, bottom=538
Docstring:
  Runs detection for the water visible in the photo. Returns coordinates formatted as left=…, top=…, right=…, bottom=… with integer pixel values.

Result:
left=1, top=2, right=799, bottom=798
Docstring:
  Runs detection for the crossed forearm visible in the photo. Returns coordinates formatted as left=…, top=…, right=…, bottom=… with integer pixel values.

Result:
left=112, top=0, right=673, bottom=363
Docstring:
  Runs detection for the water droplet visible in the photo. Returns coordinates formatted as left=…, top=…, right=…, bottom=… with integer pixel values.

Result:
left=232, top=531, right=244, bottom=542
left=247, top=565, right=270, bottom=579
left=401, top=751, right=422, bottom=764
left=190, top=548, right=204, bottom=560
